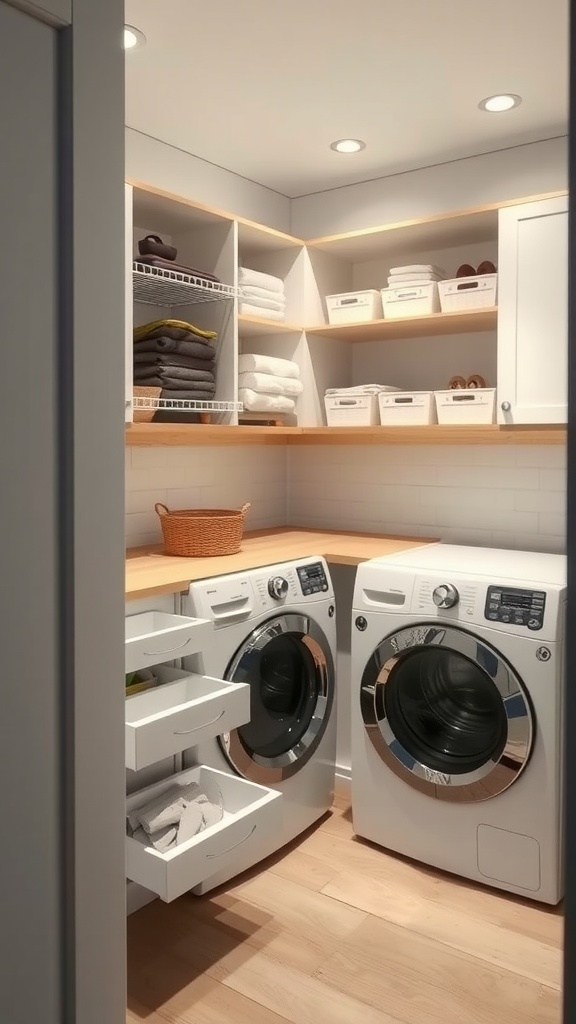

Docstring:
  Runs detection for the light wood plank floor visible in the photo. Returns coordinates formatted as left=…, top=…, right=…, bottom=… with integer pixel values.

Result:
left=127, top=795, right=564, bottom=1024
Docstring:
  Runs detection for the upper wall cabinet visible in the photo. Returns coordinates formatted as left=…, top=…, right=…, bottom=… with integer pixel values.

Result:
left=497, top=196, right=568, bottom=424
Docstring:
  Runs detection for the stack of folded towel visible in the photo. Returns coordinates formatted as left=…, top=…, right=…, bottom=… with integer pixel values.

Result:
left=134, top=318, right=217, bottom=407
left=239, top=267, right=286, bottom=322
left=239, top=353, right=303, bottom=414
left=387, top=264, right=445, bottom=287
left=127, top=780, right=223, bottom=853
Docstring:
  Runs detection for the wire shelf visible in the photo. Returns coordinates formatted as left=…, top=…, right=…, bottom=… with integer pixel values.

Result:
left=133, top=263, right=240, bottom=306
left=133, top=396, right=242, bottom=413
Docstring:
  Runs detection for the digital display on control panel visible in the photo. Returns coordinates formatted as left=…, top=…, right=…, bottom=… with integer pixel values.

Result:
left=484, top=585, right=546, bottom=630
left=297, top=562, right=329, bottom=596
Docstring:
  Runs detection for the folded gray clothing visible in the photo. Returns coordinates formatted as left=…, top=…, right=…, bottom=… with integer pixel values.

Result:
left=132, top=352, right=215, bottom=372
left=134, top=356, right=216, bottom=380
left=135, top=333, right=215, bottom=355
left=147, top=326, right=214, bottom=342
left=135, top=374, right=217, bottom=393
left=134, top=337, right=216, bottom=361
left=134, top=364, right=215, bottom=383
left=199, top=798, right=224, bottom=829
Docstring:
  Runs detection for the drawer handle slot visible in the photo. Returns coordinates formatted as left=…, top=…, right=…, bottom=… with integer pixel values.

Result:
left=142, top=637, right=194, bottom=657
left=173, top=709, right=225, bottom=735
left=206, top=824, right=257, bottom=858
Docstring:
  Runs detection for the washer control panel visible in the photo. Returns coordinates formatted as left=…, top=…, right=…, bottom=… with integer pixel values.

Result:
left=297, top=561, right=329, bottom=596
left=484, top=585, right=546, bottom=630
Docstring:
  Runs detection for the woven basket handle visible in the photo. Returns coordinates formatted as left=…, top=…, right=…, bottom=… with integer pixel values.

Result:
left=240, top=503, right=251, bottom=517
left=155, top=503, right=170, bottom=517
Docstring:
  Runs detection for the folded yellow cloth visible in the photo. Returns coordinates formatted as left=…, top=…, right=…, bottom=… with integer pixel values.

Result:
left=133, top=319, right=217, bottom=342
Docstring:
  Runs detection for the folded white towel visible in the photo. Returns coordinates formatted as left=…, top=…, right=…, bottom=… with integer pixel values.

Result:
left=389, top=264, right=445, bottom=276
left=239, top=267, right=284, bottom=293
left=325, top=384, right=401, bottom=396
left=240, top=302, right=285, bottom=321
left=133, top=825, right=177, bottom=853
left=238, top=371, right=303, bottom=397
left=239, top=353, right=300, bottom=378
left=239, top=388, right=296, bottom=413
left=240, top=293, right=286, bottom=312
left=241, top=284, right=286, bottom=302
left=135, top=781, right=202, bottom=835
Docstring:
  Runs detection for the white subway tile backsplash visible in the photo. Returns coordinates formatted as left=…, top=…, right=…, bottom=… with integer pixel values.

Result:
left=514, top=490, right=566, bottom=513
left=126, top=441, right=567, bottom=556
left=539, top=468, right=567, bottom=492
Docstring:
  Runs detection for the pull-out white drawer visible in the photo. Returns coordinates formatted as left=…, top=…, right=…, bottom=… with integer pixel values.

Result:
left=126, top=766, right=282, bottom=902
left=125, top=611, right=212, bottom=673
left=125, top=668, right=250, bottom=771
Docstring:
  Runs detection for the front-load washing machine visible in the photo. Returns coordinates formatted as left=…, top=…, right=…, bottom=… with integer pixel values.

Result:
left=351, top=544, right=566, bottom=903
left=183, top=556, right=337, bottom=892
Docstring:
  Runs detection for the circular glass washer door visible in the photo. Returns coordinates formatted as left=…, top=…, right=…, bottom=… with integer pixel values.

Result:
left=220, top=613, right=335, bottom=784
left=360, top=623, right=533, bottom=802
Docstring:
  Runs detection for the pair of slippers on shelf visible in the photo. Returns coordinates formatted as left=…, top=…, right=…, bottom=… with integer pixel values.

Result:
left=456, top=261, right=496, bottom=277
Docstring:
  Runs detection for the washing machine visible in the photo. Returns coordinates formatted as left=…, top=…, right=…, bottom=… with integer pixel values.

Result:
left=183, top=556, right=337, bottom=892
left=351, top=544, right=566, bottom=904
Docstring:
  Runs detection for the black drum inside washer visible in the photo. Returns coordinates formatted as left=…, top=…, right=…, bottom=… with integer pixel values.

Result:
left=221, top=612, right=335, bottom=784
left=381, top=646, right=508, bottom=776
left=360, top=623, right=534, bottom=802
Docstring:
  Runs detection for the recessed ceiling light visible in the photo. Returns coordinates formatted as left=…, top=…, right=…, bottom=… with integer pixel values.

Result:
left=330, top=139, right=366, bottom=154
left=479, top=94, right=522, bottom=113
left=124, top=25, right=146, bottom=50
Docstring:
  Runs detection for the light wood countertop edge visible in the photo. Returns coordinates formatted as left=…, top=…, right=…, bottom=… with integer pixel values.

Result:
left=125, top=528, right=439, bottom=599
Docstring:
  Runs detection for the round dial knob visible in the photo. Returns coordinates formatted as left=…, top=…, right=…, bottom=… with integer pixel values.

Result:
left=268, top=576, right=289, bottom=600
left=432, top=583, right=459, bottom=609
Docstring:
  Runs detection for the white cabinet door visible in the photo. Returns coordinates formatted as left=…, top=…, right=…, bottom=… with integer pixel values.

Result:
left=497, top=196, right=568, bottom=424
left=125, top=182, right=134, bottom=422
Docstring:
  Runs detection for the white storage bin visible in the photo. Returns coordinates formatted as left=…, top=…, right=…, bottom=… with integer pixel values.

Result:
left=125, top=666, right=251, bottom=772
left=326, top=289, right=382, bottom=324
left=324, top=394, right=379, bottom=426
left=125, top=611, right=213, bottom=673
left=435, top=388, right=496, bottom=424
left=125, top=765, right=282, bottom=902
left=438, top=274, right=498, bottom=312
left=379, top=391, right=437, bottom=426
left=381, top=282, right=440, bottom=319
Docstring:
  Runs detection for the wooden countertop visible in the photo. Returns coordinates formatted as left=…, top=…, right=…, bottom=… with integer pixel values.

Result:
left=125, top=527, right=437, bottom=599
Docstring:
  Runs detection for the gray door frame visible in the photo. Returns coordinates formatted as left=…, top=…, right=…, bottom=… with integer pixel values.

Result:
left=0, top=2, right=126, bottom=1023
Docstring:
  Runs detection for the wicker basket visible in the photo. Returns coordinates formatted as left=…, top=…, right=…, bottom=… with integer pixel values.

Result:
left=155, top=502, right=251, bottom=557
left=133, top=386, right=162, bottom=423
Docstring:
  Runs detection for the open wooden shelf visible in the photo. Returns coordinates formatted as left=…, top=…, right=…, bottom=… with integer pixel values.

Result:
left=238, top=314, right=303, bottom=338
left=126, top=423, right=300, bottom=446
left=306, top=307, right=498, bottom=343
left=126, top=423, right=566, bottom=447
left=294, top=425, right=566, bottom=445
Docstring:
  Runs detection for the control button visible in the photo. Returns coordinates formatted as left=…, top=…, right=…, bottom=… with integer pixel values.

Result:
left=433, top=584, right=460, bottom=609
left=528, top=618, right=540, bottom=629
left=536, top=646, right=551, bottom=661
left=514, top=617, right=524, bottom=626
left=488, top=612, right=498, bottom=620
left=355, top=616, right=367, bottom=631
left=322, top=584, right=329, bottom=592
left=501, top=614, right=511, bottom=623
left=268, top=576, right=289, bottom=600
left=489, top=602, right=499, bottom=611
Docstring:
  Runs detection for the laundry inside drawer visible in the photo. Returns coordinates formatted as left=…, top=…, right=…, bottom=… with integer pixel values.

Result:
left=125, top=667, right=250, bottom=771
left=125, top=611, right=213, bottom=673
left=125, top=766, right=283, bottom=902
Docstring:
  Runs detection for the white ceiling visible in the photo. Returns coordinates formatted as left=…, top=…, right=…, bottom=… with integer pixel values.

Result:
left=124, top=0, right=568, bottom=199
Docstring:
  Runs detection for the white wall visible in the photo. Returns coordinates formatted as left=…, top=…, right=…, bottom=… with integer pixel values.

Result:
left=125, top=445, right=287, bottom=547
left=126, top=127, right=291, bottom=232
left=291, top=137, right=568, bottom=238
